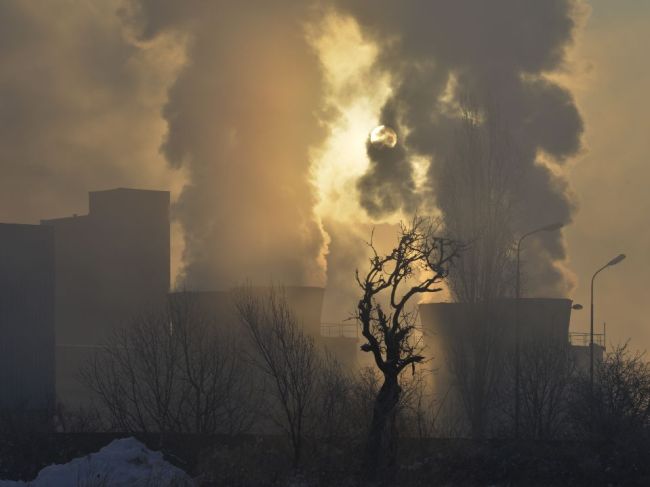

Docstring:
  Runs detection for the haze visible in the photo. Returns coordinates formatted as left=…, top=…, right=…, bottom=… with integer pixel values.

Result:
left=0, top=0, right=647, bottom=349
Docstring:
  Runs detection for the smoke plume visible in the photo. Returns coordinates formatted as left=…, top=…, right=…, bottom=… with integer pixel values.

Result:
left=124, top=0, right=329, bottom=290
left=335, top=0, right=585, bottom=296
left=357, top=102, right=420, bottom=218
left=0, top=1, right=586, bottom=303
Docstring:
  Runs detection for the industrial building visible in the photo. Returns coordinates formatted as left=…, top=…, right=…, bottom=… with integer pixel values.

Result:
left=42, top=188, right=170, bottom=407
left=419, top=298, right=604, bottom=437
left=0, top=224, right=55, bottom=415
left=0, top=186, right=604, bottom=436
left=0, top=186, right=355, bottom=412
left=168, top=287, right=358, bottom=368
left=420, top=299, right=573, bottom=388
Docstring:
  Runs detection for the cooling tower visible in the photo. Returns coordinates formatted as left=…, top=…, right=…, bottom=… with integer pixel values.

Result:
left=419, top=298, right=574, bottom=437
left=168, top=286, right=325, bottom=339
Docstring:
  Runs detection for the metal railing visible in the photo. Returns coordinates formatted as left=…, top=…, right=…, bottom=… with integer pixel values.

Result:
left=569, top=332, right=605, bottom=348
left=320, top=322, right=358, bottom=338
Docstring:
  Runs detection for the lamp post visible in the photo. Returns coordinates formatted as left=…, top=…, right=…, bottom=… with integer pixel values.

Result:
left=590, top=254, right=626, bottom=394
left=514, top=221, right=564, bottom=439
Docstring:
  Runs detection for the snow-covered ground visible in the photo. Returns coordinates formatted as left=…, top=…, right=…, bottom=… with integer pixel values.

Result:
left=0, top=437, right=194, bottom=486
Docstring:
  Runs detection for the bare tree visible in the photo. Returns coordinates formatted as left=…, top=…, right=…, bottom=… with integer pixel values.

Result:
left=356, top=216, right=460, bottom=478
left=53, top=402, right=103, bottom=433
left=81, top=293, right=257, bottom=436
left=568, top=343, right=650, bottom=484
left=571, top=343, right=650, bottom=439
left=520, top=334, right=575, bottom=439
left=499, top=331, right=575, bottom=439
left=437, top=98, right=521, bottom=438
left=311, top=353, right=355, bottom=444
left=348, top=366, right=383, bottom=439
left=168, top=292, right=259, bottom=435
left=440, top=98, right=519, bottom=304
left=235, top=286, right=319, bottom=468
left=346, top=366, right=439, bottom=441
left=82, top=310, right=179, bottom=433
left=396, top=370, right=438, bottom=440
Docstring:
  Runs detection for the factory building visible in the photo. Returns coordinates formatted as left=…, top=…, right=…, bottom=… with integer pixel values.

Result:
left=0, top=189, right=616, bottom=441
left=420, top=299, right=573, bottom=387
left=168, top=287, right=358, bottom=368
left=419, top=298, right=598, bottom=437
left=169, top=286, right=323, bottom=335
left=0, top=189, right=609, bottom=438
left=42, top=188, right=170, bottom=407
left=0, top=224, right=55, bottom=416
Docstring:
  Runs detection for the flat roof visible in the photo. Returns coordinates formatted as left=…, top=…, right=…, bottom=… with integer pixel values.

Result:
left=40, top=214, right=89, bottom=225
left=420, top=298, right=573, bottom=306
left=41, top=187, right=170, bottom=224
left=0, top=222, right=53, bottom=232
left=90, top=187, right=169, bottom=195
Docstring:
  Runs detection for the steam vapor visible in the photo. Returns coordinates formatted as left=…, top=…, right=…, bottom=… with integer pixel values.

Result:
left=125, top=0, right=330, bottom=290
left=0, top=0, right=585, bottom=301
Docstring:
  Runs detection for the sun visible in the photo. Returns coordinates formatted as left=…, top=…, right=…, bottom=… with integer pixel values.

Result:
left=369, top=125, right=398, bottom=148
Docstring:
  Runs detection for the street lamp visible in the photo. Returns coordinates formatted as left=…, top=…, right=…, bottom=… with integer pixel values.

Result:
left=590, top=253, right=626, bottom=393
left=514, top=221, right=564, bottom=439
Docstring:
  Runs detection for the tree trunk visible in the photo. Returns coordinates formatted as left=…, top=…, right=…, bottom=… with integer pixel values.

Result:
left=365, top=372, right=401, bottom=481
left=291, top=432, right=302, bottom=469
left=471, top=404, right=486, bottom=439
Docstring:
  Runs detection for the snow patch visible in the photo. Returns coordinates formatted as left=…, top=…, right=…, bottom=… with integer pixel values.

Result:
left=0, top=437, right=193, bottom=486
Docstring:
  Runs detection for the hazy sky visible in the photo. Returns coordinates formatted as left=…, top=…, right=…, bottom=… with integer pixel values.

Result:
left=565, top=0, right=650, bottom=349
left=0, top=1, right=647, bottom=349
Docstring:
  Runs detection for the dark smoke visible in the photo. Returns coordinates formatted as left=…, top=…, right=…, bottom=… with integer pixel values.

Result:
left=357, top=103, right=420, bottom=218
left=336, top=0, right=584, bottom=295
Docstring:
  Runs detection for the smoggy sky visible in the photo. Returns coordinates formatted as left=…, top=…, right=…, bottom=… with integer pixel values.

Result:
left=0, top=1, right=647, bottom=350
left=565, top=0, right=650, bottom=349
